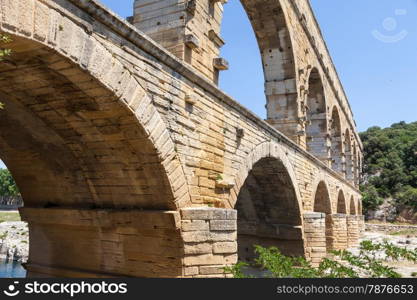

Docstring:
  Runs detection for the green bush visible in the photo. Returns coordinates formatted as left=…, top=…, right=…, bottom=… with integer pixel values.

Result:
left=396, top=186, right=417, bottom=208
left=0, top=169, right=19, bottom=197
left=226, top=241, right=417, bottom=278
left=360, top=122, right=417, bottom=212
left=361, top=184, right=384, bottom=211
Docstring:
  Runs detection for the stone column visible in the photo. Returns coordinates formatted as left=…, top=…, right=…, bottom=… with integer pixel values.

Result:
left=303, top=212, right=326, bottom=266
left=346, top=215, right=360, bottom=248
left=180, top=207, right=238, bottom=278
left=327, top=214, right=348, bottom=251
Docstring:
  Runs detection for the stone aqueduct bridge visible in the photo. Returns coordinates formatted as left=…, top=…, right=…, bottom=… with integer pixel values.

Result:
left=0, top=0, right=364, bottom=277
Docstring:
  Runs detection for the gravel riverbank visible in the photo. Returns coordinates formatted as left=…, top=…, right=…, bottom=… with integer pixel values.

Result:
left=0, top=221, right=28, bottom=263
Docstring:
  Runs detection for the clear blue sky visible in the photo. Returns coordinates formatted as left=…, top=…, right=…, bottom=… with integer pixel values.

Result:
left=100, top=0, right=417, bottom=132
left=1, top=0, right=416, bottom=169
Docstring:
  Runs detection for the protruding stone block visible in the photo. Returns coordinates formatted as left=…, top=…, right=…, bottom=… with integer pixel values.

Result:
left=213, top=58, right=229, bottom=70
left=208, top=30, right=225, bottom=48
left=185, top=34, right=200, bottom=49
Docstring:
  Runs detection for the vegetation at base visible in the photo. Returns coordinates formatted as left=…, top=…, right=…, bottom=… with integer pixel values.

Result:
left=389, top=229, right=417, bottom=237
left=225, top=242, right=417, bottom=278
left=0, top=169, right=19, bottom=198
left=0, top=211, right=21, bottom=223
left=360, top=121, right=417, bottom=212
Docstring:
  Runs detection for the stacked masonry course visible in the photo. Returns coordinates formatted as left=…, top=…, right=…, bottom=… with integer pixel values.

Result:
left=0, top=0, right=364, bottom=277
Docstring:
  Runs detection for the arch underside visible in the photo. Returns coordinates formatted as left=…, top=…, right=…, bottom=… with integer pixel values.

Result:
left=313, top=181, right=332, bottom=251
left=330, top=107, right=343, bottom=174
left=0, top=36, right=176, bottom=210
left=236, top=157, right=304, bottom=262
left=350, top=197, right=356, bottom=215
left=241, top=0, right=298, bottom=139
left=306, top=69, right=328, bottom=164
left=337, top=191, right=347, bottom=214
left=344, top=129, right=353, bottom=180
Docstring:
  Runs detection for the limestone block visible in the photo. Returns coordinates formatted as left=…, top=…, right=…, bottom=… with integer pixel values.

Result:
left=212, top=242, right=237, bottom=254
left=181, top=220, right=209, bottom=232
left=199, top=265, right=226, bottom=275
left=184, top=243, right=212, bottom=255
left=182, top=231, right=211, bottom=243
left=210, top=220, right=237, bottom=231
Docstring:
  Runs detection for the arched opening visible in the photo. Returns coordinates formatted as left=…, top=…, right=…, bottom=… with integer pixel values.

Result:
left=220, top=1, right=265, bottom=120
left=134, top=0, right=299, bottom=142
left=350, top=196, right=356, bottom=215
left=313, top=181, right=332, bottom=251
left=239, top=0, right=299, bottom=142
left=0, top=33, right=185, bottom=277
left=305, top=69, right=328, bottom=163
left=0, top=36, right=176, bottom=210
left=314, top=182, right=332, bottom=214
left=0, top=163, right=22, bottom=208
left=353, top=144, right=359, bottom=185
left=330, top=107, right=344, bottom=174
left=345, top=129, right=353, bottom=181
left=337, top=190, right=347, bottom=214
left=0, top=161, right=27, bottom=277
left=236, top=157, right=304, bottom=263
left=358, top=156, right=363, bottom=185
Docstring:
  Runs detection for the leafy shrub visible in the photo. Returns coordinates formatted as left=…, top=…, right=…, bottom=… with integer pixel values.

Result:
left=360, top=122, right=417, bottom=213
left=396, top=186, right=417, bottom=208
left=0, top=169, right=19, bottom=197
left=226, top=241, right=417, bottom=278
left=361, top=184, right=384, bottom=211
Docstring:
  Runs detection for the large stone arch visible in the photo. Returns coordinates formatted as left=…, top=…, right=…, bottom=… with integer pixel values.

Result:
left=240, top=0, right=300, bottom=141
left=231, top=142, right=305, bottom=261
left=305, top=68, right=328, bottom=164
left=228, top=142, right=301, bottom=210
left=330, top=106, right=344, bottom=174
left=0, top=0, right=190, bottom=210
left=0, top=0, right=190, bottom=278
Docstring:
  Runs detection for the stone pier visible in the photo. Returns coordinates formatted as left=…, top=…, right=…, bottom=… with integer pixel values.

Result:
left=347, top=215, right=360, bottom=248
left=181, top=208, right=237, bottom=278
left=303, top=212, right=327, bottom=266
left=327, top=214, right=348, bottom=251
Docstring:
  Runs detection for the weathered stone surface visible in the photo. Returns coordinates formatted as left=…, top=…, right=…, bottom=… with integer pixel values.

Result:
left=210, top=220, right=237, bottom=231
left=184, top=243, right=212, bottom=255
left=181, top=220, right=209, bottom=232
left=0, top=0, right=364, bottom=278
left=212, top=242, right=237, bottom=254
